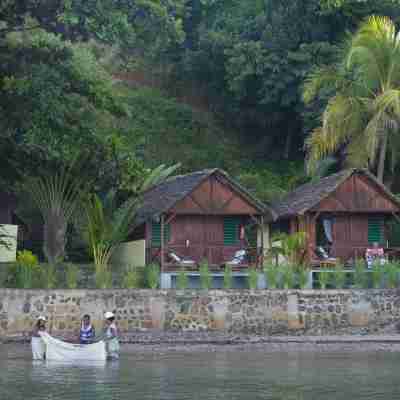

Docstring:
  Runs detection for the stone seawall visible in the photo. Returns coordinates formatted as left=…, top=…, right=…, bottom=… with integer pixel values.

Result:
left=1, top=289, right=400, bottom=340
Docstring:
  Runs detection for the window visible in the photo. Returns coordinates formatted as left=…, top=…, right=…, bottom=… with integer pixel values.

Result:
left=223, top=217, right=240, bottom=245
left=151, top=221, right=170, bottom=246
left=368, top=217, right=383, bottom=244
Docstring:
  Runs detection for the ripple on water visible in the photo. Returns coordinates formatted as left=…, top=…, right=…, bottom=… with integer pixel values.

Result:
left=0, top=344, right=400, bottom=400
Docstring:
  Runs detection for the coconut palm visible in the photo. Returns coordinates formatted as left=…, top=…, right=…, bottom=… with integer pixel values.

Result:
left=304, top=16, right=400, bottom=182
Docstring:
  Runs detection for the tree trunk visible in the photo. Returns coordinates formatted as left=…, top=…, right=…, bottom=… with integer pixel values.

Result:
left=377, top=131, right=388, bottom=183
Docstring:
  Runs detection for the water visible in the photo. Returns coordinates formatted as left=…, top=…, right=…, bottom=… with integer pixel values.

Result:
left=1, top=344, right=400, bottom=399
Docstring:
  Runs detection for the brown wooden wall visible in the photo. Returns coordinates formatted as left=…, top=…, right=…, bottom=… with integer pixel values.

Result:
left=313, top=174, right=399, bottom=212
left=170, top=175, right=260, bottom=215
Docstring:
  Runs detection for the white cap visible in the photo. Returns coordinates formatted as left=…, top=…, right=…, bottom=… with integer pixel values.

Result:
left=104, top=311, right=114, bottom=319
left=37, top=316, right=46, bottom=321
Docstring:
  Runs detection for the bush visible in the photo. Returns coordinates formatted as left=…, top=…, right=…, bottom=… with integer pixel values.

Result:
left=247, top=268, right=258, bottom=289
left=318, top=269, right=331, bottom=290
left=39, top=264, right=58, bottom=289
left=296, top=266, right=309, bottom=289
left=384, top=262, right=398, bottom=289
left=146, top=263, right=160, bottom=289
left=95, top=264, right=112, bottom=289
left=7, top=250, right=40, bottom=289
left=65, top=263, right=79, bottom=289
left=354, top=259, right=367, bottom=289
left=280, top=265, right=294, bottom=289
left=199, top=259, right=212, bottom=289
left=334, top=263, right=346, bottom=289
left=176, top=269, right=188, bottom=290
left=371, top=262, right=383, bottom=289
left=265, top=263, right=279, bottom=289
left=223, top=266, right=233, bottom=289
left=122, top=264, right=140, bottom=289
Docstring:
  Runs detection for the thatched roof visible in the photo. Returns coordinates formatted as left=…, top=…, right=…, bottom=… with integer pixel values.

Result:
left=134, top=169, right=271, bottom=226
left=271, top=168, right=400, bottom=219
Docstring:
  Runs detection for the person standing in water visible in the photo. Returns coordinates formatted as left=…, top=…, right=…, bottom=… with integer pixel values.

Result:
left=31, top=316, right=47, bottom=360
left=104, top=312, right=120, bottom=359
left=79, top=314, right=96, bottom=344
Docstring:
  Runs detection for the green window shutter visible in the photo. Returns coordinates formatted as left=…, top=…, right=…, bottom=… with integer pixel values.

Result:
left=151, top=221, right=170, bottom=246
left=245, top=225, right=257, bottom=248
left=224, top=217, right=240, bottom=245
left=368, top=217, right=383, bottom=244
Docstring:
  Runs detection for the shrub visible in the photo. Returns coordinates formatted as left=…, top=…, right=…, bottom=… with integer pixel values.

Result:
left=318, top=269, right=331, bottom=290
left=371, top=262, right=383, bottom=289
left=384, top=262, right=398, bottom=289
left=146, top=263, right=160, bottom=289
left=199, top=259, right=212, bottom=289
left=334, top=263, right=346, bottom=289
left=354, top=259, right=367, bottom=289
left=223, top=266, right=233, bottom=289
left=122, top=264, right=139, bottom=289
left=65, top=263, right=79, bottom=289
left=95, top=264, right=112, bottom=289
left=7, top=250, right=40, bottom=289
left=265, top=263, right=279, bottom=289
left=176, top=269, right=188, bottom=290
left=247, top=268, right=258, bottom=289
left=280, top=265, right=294, bottom=289
left=39, top=264, right=58, bottom=289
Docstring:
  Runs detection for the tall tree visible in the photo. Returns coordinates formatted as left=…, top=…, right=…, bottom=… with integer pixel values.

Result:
left=304, top=16, right=400, bottom=182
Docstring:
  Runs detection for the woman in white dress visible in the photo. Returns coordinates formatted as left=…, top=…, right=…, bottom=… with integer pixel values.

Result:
left=104, top=312, right=120, bottom=360
left=31, top=316, right=47, bottom=360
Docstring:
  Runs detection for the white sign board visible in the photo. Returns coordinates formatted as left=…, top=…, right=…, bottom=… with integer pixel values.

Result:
left=0, top=224, right=18, bottom=263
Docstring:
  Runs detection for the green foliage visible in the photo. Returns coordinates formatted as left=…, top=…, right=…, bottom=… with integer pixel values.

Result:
left=334, top=263, right=347, bottom=289
left=94, top=263, right=112, bottom=289
left=384, top=262, right=399, bottom=289
left=223, top=266, right=233, bottom=289
left=146, top=263, right=160, bottom=289
left=371, top=262, right=384, bottom=289
left=265, top=263, right=279, bottom=289
left=65, top=263, right=79, bottom=289
left=121, top=264, right=139, bottom=289
left=247, top=268, right=259, bottom=290
left=318, top=269, right=331, bottom=290
left=176, top=270, right=188, bottom=290
left=297, top=266, right=309, bottom=290
left=39, top=264, right=58, bottom=289
left=280, top=265, right=294, bottom=289
left=7, top=250, right=40, bottom=289
left=270, top=232, right=307, bottom=266
left=199, top=259, right=212, bottom=290
left=354, top=259, right=367, bottom=289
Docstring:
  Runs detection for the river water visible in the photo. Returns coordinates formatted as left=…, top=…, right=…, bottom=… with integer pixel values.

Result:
left=1, top=344, right=399, bottom=400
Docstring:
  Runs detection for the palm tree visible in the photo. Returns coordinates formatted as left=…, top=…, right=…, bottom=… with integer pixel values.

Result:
left=81, top=164, right=180, bottom=288
left=304, top=16, right=400, bottom=183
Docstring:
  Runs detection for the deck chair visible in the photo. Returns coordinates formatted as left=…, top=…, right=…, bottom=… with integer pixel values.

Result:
left=168, top=252, right=196, bottom=267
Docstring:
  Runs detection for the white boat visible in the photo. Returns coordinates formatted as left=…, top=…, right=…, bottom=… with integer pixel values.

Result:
left=37, top=332, right=107, bottom=362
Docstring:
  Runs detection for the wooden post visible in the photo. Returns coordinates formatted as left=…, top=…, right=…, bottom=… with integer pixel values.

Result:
left=160, top=214, right=164, bottom=273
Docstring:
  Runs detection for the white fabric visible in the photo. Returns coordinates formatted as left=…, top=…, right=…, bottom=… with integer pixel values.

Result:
left=104, top=312, right=114, bottom=319
left=39, top=332, right=106, bottom=361
left=105, top=323, right=120, bottom=359
left=31, top=337, right=46, bottom=360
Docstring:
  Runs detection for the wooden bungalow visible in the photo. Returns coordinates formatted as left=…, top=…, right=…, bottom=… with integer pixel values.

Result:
left=269, top=169, right=400, bottom=265
left=131, top=169, right=273, bottom=270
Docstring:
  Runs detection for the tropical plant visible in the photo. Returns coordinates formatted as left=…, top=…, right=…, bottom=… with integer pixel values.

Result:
left=304, top=16, right=400, bottom=182
left=176, top=269, right=188, bottom=290
left=146, top=263, right=160, bottom=289
left=318, top=269, right=331, bottom=290
left=280, top=265, right=294, bottom=289
left=199, top=259, right=212, bottom=290
left=65, top=263, right=79, bottom=289
left=223, top=266, right=233, bottom=289
left=334, top=263, right=347, bottom=289
left=384, top=262, right=399, bottom=289
left=265, top=263, right=279, bottom=289
left=270, top=232, right=307, bottom=266
left=25, top=162, right=84, bottom=265
left=354, top=259, right=367, bottom=289
left=371, top=262, right=384, bottom=289
left=122, top=264, right=139, bottom=289
left=247, top=268, right=259, bottom=290
left=39, top=264, right=58, bottom=289
left=9, top=250, right=40, bottom=289
left=297, top=266, right=309, bottom=289
left=0, top=225, right=11, bottom=250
